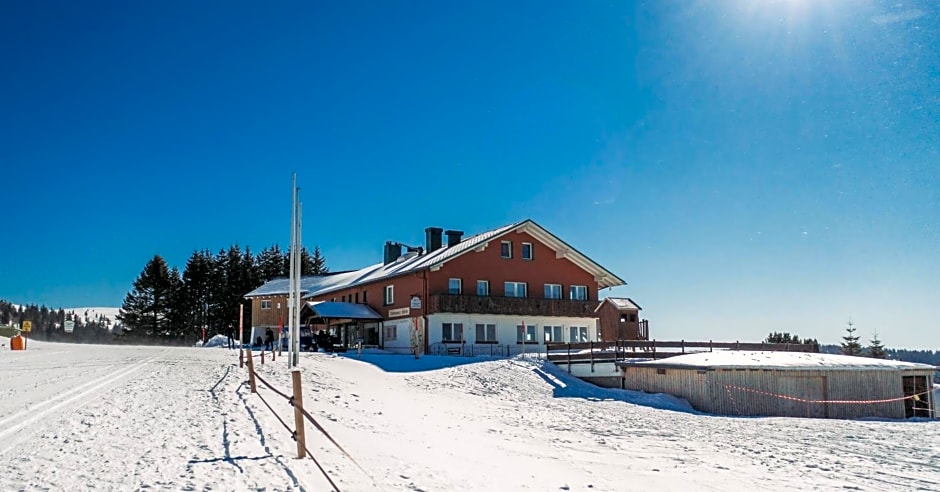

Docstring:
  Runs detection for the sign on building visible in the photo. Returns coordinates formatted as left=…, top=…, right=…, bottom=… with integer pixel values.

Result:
left=410, top=296, right=422, bottom=309
left=388, top=307, right=410, bottom=318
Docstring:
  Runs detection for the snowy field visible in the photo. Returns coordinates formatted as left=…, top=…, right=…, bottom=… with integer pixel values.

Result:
left=1, top=338, right=938, bottom=491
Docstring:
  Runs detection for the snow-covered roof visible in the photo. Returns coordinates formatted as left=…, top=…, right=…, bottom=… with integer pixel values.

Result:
left=625, top=351, right=937, bottom=371
left=304, top=301, right=382, bottom=320
left=596, top=297, right=641, bottom=312
left=246, top=219, right=626, bottom=299
left=243, top=272, right=362, bottom=297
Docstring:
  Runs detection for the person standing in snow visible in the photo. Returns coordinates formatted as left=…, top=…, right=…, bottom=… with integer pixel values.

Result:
left=264, top=327, right=274, bottom=351
left=226, top=325, right=235, bottom=349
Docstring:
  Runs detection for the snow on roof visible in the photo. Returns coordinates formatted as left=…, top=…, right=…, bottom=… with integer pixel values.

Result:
left=627, top=351, right=937, bottom=371
left=305, top=301, right=382, bottom=320
left=246, top=219, right=627, bottom=299
left=244, top=272, right=363, bottom=297
left=597, top=297, right=641, bottom=312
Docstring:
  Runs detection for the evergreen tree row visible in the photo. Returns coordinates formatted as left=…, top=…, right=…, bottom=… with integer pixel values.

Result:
left=117, top=244, right=328, bottom=343
left=0, top=300, right=116, bottom=343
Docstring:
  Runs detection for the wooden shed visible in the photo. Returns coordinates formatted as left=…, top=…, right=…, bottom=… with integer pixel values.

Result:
left=595, top=297, right=648, bottom=341
left=618, top=351, right=937, bottom=420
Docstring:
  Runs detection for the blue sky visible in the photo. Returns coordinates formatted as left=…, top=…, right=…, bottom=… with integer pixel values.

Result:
left=1, top=1, right=937, bottom=348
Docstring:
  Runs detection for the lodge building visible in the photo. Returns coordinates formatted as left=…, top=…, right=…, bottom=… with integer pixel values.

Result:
left=244, top=219, right=646, bottom=355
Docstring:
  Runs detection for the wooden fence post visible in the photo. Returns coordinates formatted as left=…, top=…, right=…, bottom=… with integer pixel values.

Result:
left=590, top=341, right=595, bottom=373
left=292, top=369, right=307, bottom=459
left=246, top=349, right=257, bottom=394
left=567, top=343, right=572, bottom=373
left=261, top=350, right=265, bottom=365
left=239, top=349, right=244, bottom=368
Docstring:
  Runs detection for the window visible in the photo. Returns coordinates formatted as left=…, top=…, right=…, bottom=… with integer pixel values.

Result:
left=475, top=323, right=497, bottom=343
left=504, top=281, right=527, bottom=298
left=500, top=241, right=512, bottom=258
left=384, top=285, right=394, bottom=305
left=544, top=284, right=562, bottom=299
left=522, top=242, right=533, bottom=260
left=442, top=322, right=463, bottom=342
left=517, top=324, right=537, bottom=343
left=630, top=314, right=637, bottom=322
left=342, top=295, right=346, bottom=302
left=570, top=285, right=588, bottom=300
left=384, top=325, right=397, bottom=341
left=569, top=326, right=589, bottom=342
left=261, top=300, right=272, bottom=309
left=476, top=280, right=490, bottom=296
left=448, top=278, right=462, bottom=295
left=543, top=325, right=563, bottom=342
left=620, top=315, right=627, bottom=323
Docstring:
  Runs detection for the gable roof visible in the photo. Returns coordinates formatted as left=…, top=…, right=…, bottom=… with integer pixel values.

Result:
left=596, top=297, right=642, bottom=312
left=246, top=219, right=626, bottom=299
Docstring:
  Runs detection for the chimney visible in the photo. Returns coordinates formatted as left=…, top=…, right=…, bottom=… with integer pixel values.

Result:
left=383, top=241, right=402, bottom=265
left=445, top=230, right=464, bottom=247
left=425, top=227, right=443, bottom=252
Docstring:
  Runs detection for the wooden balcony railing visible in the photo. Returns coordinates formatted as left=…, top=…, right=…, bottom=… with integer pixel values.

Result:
left=430, top=294, right=599, bottom=318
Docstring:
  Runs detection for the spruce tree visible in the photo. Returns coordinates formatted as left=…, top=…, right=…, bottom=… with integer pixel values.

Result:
left=165, top=266, right=186, bottom=338
left=310, top=245, right=329, bottom=274
left=257, top=245, right=287, bottom=281
left=182, top=249, right=214, bottom=340
left=840, top=319, right=863, bottom=356
left=867, top=331, right=887, bottom=359
left=118, top=255, right=175, bottom=336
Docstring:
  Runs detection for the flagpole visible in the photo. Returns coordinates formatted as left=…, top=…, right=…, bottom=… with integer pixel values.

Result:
left=293, top=200, right=303, bottom=366
left=288, top=173, right=298, bottom=368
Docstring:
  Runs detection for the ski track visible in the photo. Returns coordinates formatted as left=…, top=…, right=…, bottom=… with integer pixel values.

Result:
left=1, top=342, right=938, bottom=491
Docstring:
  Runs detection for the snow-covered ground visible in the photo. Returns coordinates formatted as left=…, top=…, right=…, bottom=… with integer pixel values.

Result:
left=1, top=337, right=938, bottom=491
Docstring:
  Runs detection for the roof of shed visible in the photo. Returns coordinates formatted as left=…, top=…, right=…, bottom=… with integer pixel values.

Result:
left=596, top=297, right=642, bottom=312
left=621, top=351, right=936, bottom=371
left=304, top=301, right=383, bottom=320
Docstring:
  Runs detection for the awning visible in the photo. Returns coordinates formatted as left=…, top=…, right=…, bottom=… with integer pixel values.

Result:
left=303, top=301, right=383, bottom=320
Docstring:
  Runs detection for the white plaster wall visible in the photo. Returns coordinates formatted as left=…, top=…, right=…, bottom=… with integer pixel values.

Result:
left=426, top=313, right=597, bottom=347
left=381, top=317, right=419, bottom=354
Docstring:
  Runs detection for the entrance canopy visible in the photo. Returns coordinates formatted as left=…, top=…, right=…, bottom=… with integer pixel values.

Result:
left=302, top=301, right=382, bottom=324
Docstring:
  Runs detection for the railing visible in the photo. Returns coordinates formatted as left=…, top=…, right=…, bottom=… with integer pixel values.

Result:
left=544, top=339, right=820, bottom=370
left=430, top=294, right=598, bottom=317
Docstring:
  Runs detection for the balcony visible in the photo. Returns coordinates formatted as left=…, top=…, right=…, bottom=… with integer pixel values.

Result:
left=430, top=294, right=599, bottom=318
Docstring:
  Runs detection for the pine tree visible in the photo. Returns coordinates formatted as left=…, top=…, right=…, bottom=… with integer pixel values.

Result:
left=118, top=255, right=175, bottom=336
left=165, top=266, right=186, bottom=338
left=840, top=319, right=863, bottom=356
left=182, top=249, right=214, bottom=339
left=257, top=245, right=287, bottom=281
left=310, top=245, right=329, bottom=274
left=867, top=331, right=887, bottom=359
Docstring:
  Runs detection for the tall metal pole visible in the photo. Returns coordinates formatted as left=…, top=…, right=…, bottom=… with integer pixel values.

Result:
left=288, top=174, right=298, bottom=368
left=293, top=200, right=303, bottom=367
